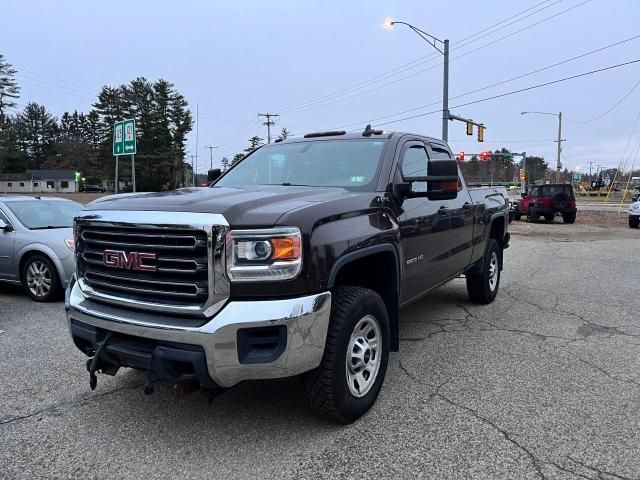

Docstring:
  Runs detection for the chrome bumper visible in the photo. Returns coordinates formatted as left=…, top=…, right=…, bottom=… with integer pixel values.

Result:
left=65, top=276, right=331, bottom=388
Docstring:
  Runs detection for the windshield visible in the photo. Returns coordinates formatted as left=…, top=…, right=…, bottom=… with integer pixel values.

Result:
left=6, top=200, right=83, bottom=229
left=215, top=139, right=388, bottom=191
left=539, top=185, right=573, bottom=197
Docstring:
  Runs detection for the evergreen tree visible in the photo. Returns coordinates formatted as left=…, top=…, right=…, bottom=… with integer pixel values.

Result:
left=276, top=128, right=290, bottom=141
left=244, top=135, right=264, bottom=154
left=0, top=54, right=20, bottom=124
left=221, top=156, right=230, bottom=171
left=0, top=117, right=28, bottom=172
left=232, top=153, right=244, bottom=166
left=14, top=102, right=58, bottom=169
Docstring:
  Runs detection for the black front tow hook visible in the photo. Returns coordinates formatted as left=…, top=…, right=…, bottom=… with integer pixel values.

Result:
left=87, top=332, right=113, bottom=390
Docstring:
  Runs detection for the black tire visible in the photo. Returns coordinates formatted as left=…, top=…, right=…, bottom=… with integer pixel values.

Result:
left=466, top=239, right=501, bottom=304
left=304, top=286, right=390, bottom=424
left=544, top=214, right=555, bottom=222
left=21, top=254, right=62, bottom=302
left=514, top=212, right=522, bottom=221
left=528, top=207, right=539, bottom=223
left=562, top=212, right=576, bottom=224
left=630, top=216, right=640, bottom=229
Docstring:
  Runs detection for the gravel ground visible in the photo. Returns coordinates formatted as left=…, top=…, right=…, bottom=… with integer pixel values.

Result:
left=1, top=223, right=639, bottom=479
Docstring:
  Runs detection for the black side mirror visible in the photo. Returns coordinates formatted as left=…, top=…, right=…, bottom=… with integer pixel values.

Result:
left=0, top=219, right=13, bottom=232
left=632, top=196, right=638, bottom=202
left=402, top=158, right=459, bottom=200
left=208, top=168, right=222, bottom=182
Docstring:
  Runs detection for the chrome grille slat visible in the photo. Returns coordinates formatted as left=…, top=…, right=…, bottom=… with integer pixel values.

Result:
left=81, top=237, right=204, bottom=250
left=84, top=276, right=203, bottom=299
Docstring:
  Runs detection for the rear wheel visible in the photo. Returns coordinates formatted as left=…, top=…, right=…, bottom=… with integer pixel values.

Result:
left=630, top=216, right=640, bottom=228
left=304, top=286, right=389, bottom=424
left=21, top=254, right=61, bottom=302
left=466, top=239, right=501, bottom=304
left=544, top=214, right=555, bottom=222
left=563, top=212, right=576, bottom=224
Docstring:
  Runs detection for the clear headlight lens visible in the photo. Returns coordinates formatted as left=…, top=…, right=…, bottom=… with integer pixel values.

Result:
left=65, top=238, right=75, bottom=251
left=226, top=227, right=302, bottom=282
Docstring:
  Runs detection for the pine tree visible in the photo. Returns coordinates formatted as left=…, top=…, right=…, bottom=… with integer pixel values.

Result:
left=244, top=135, right=264, bottom=154
left=14, top=102, right=58, bottom=170
left=221, top=156, right=230, bottom=171
left=276, top=128, right=290, bottom=141
left=0, top=117, right=28, bottom=172
left=0, top=54, right=20, bottom=124
left=232, top=153, right=244, bottom=166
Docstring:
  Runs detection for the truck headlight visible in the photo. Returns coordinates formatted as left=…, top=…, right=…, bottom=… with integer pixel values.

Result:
left=226, top=227, right=302, bottom=282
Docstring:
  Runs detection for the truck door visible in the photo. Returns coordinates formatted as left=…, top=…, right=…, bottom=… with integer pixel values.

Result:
left=395, top=141, right=450, bottom=303
left=0, top=208, right=16, bottom=280
left=427, top=143, right=475, bottom=275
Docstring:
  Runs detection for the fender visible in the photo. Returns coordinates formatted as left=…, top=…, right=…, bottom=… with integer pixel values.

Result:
left=466, top=213, right=508, bottom=276
left=16, top=243, right=70, bottom=286
left=327, top=243, right=401, bottom=352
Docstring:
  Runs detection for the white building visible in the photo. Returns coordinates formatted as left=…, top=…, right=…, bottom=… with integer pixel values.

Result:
left=0, top=170, right=78, bottom=193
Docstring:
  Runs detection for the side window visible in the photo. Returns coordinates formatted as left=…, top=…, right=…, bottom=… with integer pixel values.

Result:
left=400, top=145, right=429, bottom=193
left=61, top=181, right=69, bottom=188
left=429, top=144, right=452, bottom=160
left=0, top=209, right=10, bottom=225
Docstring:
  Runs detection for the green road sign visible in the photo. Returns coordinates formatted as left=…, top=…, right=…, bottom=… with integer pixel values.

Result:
left=113, top=119, right=136, bottom=155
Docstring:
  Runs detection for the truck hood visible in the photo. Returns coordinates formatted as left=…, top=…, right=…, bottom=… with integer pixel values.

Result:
left=85, top=186, right=368, bottom=227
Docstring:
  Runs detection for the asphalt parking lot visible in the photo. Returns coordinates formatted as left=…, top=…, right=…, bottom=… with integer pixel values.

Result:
left=1, top=221, right=639, bottom=480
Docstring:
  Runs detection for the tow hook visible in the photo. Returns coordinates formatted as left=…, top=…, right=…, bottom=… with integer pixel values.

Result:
left=86, top=332, right=113, bottom=390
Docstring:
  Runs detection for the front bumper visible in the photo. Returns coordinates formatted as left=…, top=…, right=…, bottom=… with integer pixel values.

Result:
left=65, top=276, right=331, bottom=388
left=532, top=207, right=577, bottom=215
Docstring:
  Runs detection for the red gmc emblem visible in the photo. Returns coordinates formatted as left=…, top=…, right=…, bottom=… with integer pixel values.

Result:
left=103, top=250, right=157, bottom=272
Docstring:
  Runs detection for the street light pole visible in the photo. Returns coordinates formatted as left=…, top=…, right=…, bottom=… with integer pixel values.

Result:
left=386, top=20, right=449, bottom=141
left=442, top=39, right=450, bottom=142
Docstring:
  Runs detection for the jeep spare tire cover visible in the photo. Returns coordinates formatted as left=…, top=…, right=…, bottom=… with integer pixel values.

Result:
left=551, top=192, right=570, bottom=210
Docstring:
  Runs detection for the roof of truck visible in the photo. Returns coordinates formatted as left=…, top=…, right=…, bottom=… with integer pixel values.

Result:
left=274, top=130, right=446, bottom=146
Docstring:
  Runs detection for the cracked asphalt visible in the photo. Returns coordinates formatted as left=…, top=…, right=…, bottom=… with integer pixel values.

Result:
left=1, top=222, right=639, bottom=479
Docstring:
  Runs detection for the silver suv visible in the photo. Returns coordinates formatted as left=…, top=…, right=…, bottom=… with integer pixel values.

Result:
left=0, top=196, right=82, bottom=301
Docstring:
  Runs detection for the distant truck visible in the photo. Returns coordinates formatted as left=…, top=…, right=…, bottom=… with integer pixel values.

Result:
left=65, top=128, right=509, bottom=423
left=512, top=183, right=577, bottom=223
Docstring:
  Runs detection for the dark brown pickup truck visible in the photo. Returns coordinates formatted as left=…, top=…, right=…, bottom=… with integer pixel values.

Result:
left=65, top=128, right=509, bottom=423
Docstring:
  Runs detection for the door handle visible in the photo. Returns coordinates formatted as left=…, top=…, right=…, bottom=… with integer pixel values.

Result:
left=463, top=202, right=472, bottom=210
left=438, top=206, right=449, bottom=215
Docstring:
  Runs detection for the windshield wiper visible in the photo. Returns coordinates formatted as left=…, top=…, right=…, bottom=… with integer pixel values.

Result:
left=30, top=225, right=69, bottom=230
left=271, top=183, right=310, bottom=187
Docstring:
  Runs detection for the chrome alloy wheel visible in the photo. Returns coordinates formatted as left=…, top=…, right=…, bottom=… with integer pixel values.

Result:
left=488, top=251, right=499, bottom=292
left=345, top=315, right=382, bottom=398
left=26, top=260, right=52, bottom=298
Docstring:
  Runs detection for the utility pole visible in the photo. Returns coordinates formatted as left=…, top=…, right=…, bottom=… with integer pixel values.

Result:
left=190, top=155, right=196, bottom=186
left=258, top=113, right=279, bottom=143
left=588, top=161, right=595, bottom=182
left=204, top=145, right=218, bottom=171
left=442, top=39, right=450, bottom=142
left=555, top=111, right=563, bottom=182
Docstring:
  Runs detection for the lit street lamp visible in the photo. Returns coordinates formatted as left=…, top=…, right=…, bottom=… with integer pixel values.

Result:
left=385, top=19, right=450, bottom=142
left=521, top=111, right=564, bottom=182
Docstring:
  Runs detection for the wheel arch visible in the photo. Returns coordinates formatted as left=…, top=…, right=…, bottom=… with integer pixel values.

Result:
left=17, top=245, right=64, bottom=284
left=327, top=244, right=401, bottom=352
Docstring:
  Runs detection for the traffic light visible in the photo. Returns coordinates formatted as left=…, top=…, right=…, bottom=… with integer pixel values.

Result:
left=519, top=168, right=525, bottom=180
left=477, top=125, right=485, bottom=142
left=480, top=150, right=490, bottom=161
left=466, top=122, right=473, bottom=136
left=458, top=151, right=465, bottom=162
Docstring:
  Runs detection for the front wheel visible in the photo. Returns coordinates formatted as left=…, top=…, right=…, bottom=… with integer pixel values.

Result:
left=528, top=208, right=539, bottom=223
left=304, top=286, right=389, bottom=424
left=630, top=216, right=640, bottom=228
left=21, top=254, right=62, bottom=302
left=466, top=239, right=501, bottom=304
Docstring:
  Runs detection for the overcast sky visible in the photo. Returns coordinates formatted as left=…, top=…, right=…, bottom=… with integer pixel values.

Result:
left=2, top=0, right=640, bottom=174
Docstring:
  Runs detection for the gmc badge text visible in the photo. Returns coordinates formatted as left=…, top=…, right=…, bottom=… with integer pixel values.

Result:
left=65, top=129, right=509, bottom=423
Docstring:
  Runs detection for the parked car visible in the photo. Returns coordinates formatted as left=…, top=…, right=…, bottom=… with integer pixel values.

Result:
left=630, top=195, right=640, bottom=228
left=66, top=129, right=509, bottom=423
left=0, top=196, right=82, bottom=301
left=514, top=183, right=577, bottom=223
left=80, top=184, right=106, bottom=193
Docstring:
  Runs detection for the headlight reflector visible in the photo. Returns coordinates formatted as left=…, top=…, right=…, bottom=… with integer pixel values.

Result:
left=226, top=227, right=302, bottom=282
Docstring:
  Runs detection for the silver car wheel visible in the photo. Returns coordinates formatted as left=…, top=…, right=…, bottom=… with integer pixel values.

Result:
left=488, top=252, right=499, bottom=292
left=26, top=260, right=52, bottom=298
left=345, top=315, right=382, bottom=398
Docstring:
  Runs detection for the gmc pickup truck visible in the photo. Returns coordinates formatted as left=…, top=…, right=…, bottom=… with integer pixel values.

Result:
left=65, top=128, right=509, bottom=423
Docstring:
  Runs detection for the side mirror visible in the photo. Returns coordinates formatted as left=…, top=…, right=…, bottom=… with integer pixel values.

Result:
left=208, top=168, right=222, bottom=182
left=632, top=196, right=638, bottom=202
left=521, top=192, right=527, bottom=198
left=0, top=219, right=13, bottom=232
left=402, top=158, right=459, bottom=200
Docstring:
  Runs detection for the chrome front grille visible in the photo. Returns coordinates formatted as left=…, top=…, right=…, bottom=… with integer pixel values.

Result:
left=75, top=211, right=229, bottom=317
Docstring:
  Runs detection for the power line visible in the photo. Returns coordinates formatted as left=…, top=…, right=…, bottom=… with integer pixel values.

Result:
left=565, top=78, right=640, bottom=124
left=278, top=0, right=590, bottom=115
left=340, top=59, right=640, bottom=130
left=276, top=0, right=564, bottom=114
left=329, top=33, right=640, bottom=130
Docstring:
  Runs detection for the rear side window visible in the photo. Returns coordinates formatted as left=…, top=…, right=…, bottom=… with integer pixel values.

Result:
left=429, top=144, right=452, bottom=159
